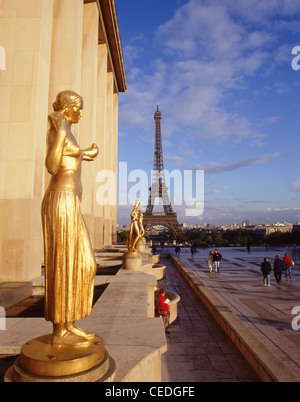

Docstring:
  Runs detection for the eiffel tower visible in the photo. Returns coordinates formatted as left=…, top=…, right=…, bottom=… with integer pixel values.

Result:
left=143, top=103, right=184, bottom=239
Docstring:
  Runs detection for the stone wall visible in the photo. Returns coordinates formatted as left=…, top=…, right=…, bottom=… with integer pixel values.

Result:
left=0, top=0, right=126, bottom=282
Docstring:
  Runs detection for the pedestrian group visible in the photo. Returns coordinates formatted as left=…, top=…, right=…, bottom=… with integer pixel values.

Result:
left=205, top=248, right=295, bottom=286
left=207, top=249, right=222, bottom=273
left=261, top=252, right=294, bottom=287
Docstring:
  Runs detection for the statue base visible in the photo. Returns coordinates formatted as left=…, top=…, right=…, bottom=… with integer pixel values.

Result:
left=122, top=251, right=143, bottom=271
left=4, top=334, right=116, bottom=383
left=136, top=237, right=147, bottom=253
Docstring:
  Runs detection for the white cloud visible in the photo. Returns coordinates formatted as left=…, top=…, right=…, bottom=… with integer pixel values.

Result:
left=221, top=0, right=300, bottom=22
left=164, top=155, right=183, bottom=163
left=290, top=181, right=300, bottom=193
left=156, top=0, right=280, bottom=63
left=119, top=0, right=292, bottom=144
left=123, top=44, right=140, bottom=66
left=116, top=0, right=300, bottom=226
left=156, top=2, right=244, bottom=59
left=191, top=152, right=280, bottom=174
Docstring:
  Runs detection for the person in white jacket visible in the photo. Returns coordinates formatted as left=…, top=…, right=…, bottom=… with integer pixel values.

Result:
left=207, top=251, right=214, bottom=273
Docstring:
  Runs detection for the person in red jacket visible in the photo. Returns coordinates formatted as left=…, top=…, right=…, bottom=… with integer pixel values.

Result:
left=157, top=288, right=170, bottom=334
left=284, top=252, right=292, bottom=279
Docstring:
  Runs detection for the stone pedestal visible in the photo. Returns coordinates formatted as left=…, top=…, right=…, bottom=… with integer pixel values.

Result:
left=4, top=334, right=116, bottom=383
left=136, top=237, right=146, bottom=253
left=122, top=251, right=143, bottom=271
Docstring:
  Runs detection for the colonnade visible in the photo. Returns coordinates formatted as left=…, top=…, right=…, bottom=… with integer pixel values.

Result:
left=0, top=0, right=126, bottom=281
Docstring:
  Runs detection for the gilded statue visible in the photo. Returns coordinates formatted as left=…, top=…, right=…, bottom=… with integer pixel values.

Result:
left=42, top=91, right=99, bottom=347
left=138, top=212, right=145, bottom=240
left=126, top=201, right=143, bottom=252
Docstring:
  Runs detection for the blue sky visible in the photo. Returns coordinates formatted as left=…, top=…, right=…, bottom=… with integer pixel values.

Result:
left=115, top=0, right=300, bottom=226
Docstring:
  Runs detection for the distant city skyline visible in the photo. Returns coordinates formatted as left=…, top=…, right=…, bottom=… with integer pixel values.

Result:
left=115, top=0, right=300, bottom=226
left=118, top=220, right=295, bottom=229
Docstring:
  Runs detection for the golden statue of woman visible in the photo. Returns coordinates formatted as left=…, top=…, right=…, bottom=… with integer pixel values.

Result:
left=138, top=212, right=145, bottom=240
left=42, top=91, right=99, bottom=347
left=126, top=201, right=141, bottom=252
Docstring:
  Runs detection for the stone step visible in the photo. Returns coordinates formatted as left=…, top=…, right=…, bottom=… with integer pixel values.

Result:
left=0, top=283, right=32, bottom=310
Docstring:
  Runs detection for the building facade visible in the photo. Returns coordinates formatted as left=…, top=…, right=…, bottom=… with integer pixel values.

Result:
left=0, top=0, right=126, bottom=282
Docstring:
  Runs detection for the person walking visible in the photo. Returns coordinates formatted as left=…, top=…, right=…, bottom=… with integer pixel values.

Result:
left=213, top=249, right=222, bottom=273
left=207, top=251, right=214, bottom=273
left=261, top=257, right=272, bottom=287
left=274, top=255, right=284, bottom=286
left=191, top=243, right=197, bottom=255
left=283, top=252, right=292, bottom=279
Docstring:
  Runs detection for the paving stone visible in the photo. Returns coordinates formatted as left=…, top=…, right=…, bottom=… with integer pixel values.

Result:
left=158, top=256, right=260, bottom=382
left=160, top=245, right=300, bottom=382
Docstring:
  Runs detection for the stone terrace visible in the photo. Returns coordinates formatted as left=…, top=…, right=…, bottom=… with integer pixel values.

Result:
left=158, top=256, right=260, bottom=382
left=165, top=246, right=300, bottom=382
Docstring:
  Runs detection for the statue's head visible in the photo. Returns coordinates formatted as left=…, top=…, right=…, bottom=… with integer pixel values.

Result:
left=53, top=91, right=83, bottom=124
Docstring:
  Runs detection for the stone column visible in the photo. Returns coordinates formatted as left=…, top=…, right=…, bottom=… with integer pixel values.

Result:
left=44, top=0, right=84, bottom=199
left=48, top=0, right=84, bottom=132
left=111, top=92, right=119, bottom=244
left=80, top=2, right=99, bottom=243
left=94, top=44, right=108, bottom=250
left=0, top=0, right=54, bottom=282
left=103, top=72, right=114, bottom=246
